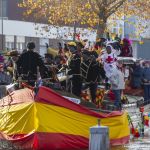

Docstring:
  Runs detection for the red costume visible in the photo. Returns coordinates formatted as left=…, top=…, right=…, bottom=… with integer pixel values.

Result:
left=121, top=38, right=133, bottom=57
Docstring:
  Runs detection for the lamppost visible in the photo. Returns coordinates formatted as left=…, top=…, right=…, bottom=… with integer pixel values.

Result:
left=73, top=21, right=77, bottom=41
left=0, top=0, right=4, bottom=51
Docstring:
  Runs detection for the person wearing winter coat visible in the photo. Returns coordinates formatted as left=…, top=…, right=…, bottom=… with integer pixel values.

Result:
left=142, top=62, right=150, bottom=104
left=109, top=68, right=125, bottom=109
left=131, top=62, right=143, bottom=88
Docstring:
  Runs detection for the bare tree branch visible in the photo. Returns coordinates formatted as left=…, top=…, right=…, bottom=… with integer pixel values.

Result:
left=95, top=0, right=102, bottom=8
left=108, top=0, right=126, bottom=11
left=106, top=0, right=126, bottom=18
left=88, top=0, right=99, bottom=14
left=107, top=0, right=122, bottom=6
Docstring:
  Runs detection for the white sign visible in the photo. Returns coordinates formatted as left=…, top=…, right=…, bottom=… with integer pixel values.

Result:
left=63, top=96, right=81, bottom=104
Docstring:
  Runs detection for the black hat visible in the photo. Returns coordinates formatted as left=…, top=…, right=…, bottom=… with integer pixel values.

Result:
left=27, top=42, right=35, bottom=50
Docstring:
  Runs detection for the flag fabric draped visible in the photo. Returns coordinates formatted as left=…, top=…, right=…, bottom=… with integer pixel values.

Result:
left=0, top=86, right=130, bottom=150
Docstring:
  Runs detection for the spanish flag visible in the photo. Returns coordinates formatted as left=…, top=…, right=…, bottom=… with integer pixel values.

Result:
left=0, top=87, right=130, bottom=150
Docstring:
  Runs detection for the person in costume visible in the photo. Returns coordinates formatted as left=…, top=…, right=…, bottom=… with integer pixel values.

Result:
left=121, top=38, right=133, bottom=57
left=81, top=46, right=105, bottom=104
left=100, top=45, right=118, bottom=78
left=67, top=42, right=82, bottom=97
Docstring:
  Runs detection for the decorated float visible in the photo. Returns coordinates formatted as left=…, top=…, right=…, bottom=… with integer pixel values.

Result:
left=0, top=86, right=130, bottom=150
left=0, top=44, right=147, bottom=149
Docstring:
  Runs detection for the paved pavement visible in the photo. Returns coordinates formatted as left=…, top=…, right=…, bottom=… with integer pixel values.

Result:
left=112, top=138, right=150, bottom=150
left=112, top=95, right=150, bottom=150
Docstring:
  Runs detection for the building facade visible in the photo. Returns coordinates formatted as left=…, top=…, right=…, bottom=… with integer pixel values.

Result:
left=0, top=0, right=97, bottom=55
left=0, top=20, right=97, bottom=55
left=0, top=0, right=150, bottom=58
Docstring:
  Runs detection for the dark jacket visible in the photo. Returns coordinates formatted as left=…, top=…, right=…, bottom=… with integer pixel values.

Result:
left=142, top=67, right=150, bottom=84
left=68, top=53, right=81, bottom=75
left=16, top=50, right=48, bottom=79
left=132, top=65, right=143, bottom=88
left=81, top=50, right=105, bottom=83
left=0, top=72, right=12, bottom=85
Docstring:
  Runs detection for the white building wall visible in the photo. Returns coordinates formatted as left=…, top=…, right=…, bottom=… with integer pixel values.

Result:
left=0, top=19, right=149, bottom=41
left=0, top=20, right=97, bottom=41
left=0, top=19, right=149, bottom=57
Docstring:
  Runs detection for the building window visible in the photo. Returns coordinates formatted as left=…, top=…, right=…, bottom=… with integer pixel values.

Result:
left=5, top=35, right=14, bottom=50
left=16, top=43, right=25, bottom=51
left=5, top=42, right=14, bottom=50
left=16, top=36, right=25, bottom=52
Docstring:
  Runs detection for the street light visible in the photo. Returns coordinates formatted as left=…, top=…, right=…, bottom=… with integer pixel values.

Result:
left=0, top=0, right=4, bottom=51
left=73, top=21, right=77, bottom=41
